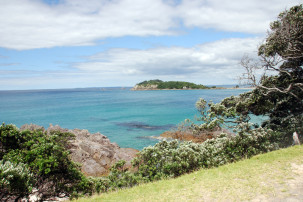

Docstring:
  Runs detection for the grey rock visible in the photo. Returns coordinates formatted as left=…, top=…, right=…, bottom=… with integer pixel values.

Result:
left=20, top=123, right=45, bottom=131
left=20, top=124, right=138, bottom=177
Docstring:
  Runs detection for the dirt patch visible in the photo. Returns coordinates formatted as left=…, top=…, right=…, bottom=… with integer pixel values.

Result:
left=160, top=131, right=212, bottom=143
left=252, top=163, right=303, bottom=201
left=159, top=127, right=233, bottom=143
left=285, top=163, right=303, bottom=200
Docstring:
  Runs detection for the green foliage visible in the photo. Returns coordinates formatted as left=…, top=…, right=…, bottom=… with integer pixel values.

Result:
left=245, top=80, right=303, bottom=136
left=108, top=160, right=143, bottom=189
left=132, top=140, right=202, bottom=180
left=259, top=4, right=303, bottom=61
left=74, top=145, right=303, bottom=202
left=88, top=177, right=110, bottom=194
left=90, top=125, right=279, bottom=193
left=136, top=79, right=209, bottom=89
left=192, top=5, right=303, bottom=141
left=157, top=81, right=209, bottom=89
left=137, top=79, right=163, bottom=86
left=0, top=160, right=34, bottom=198
left=0, top=124, right=24, bottom=154
left=0, top=123, right=90, bottom=200
left=0, top=119, right=282, bottom=199
left=238, top=4, right=303, bottom=138
left=132, top=125, right=279, bottom=180
left=186, top=97, right=251, bottom=136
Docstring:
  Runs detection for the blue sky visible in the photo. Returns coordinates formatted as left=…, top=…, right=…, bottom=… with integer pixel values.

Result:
left=0, top=0, right=300, bottom=90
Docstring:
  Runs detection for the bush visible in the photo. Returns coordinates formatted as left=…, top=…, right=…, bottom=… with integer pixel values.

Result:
left=0, top=122, right=281, bottom=199
left=0, top=160, right=34, bottom=200
left=75, top=124, right=280, bottom=193
left=0, top=123, right=91, bottom=200
left=88, top=177, right=110, bottom=194
left=132, top=124, right=279, bottom=180
left=107, top=160, right=144, bottom=190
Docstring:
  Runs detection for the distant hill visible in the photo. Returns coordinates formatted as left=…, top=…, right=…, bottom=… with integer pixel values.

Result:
left=132, top=79, right=212, bottom=90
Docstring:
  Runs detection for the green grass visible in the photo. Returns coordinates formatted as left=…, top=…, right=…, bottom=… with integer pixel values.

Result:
left=73, top=145, right=303, bottom=202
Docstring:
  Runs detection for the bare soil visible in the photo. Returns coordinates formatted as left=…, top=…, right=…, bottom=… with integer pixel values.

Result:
left=252, top=163, right=303, bottom=202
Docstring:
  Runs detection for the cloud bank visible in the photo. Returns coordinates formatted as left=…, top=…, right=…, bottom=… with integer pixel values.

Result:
left=73, top=37, right=261, bottom=84
left=0, top=37, right=261, bottom=89
left=0, top=0, right=298, bottom=50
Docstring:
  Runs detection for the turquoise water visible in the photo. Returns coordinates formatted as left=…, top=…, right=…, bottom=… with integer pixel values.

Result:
left=0, top=87, right=251, bottom=150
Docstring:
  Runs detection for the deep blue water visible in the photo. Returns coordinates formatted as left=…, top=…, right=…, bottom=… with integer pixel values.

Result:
left=0, top=87, right=251, bottom=150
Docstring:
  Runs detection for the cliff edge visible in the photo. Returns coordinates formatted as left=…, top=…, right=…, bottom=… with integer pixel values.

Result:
left=131, top=84, right=158, bottom=90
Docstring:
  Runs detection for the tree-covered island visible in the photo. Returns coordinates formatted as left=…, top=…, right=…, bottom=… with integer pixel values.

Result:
left=132, top=79, right=212, bottom=90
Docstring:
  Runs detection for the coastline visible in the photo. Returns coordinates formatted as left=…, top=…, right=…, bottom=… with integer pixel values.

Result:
left=20, top=124, right=138, bottom=177
left=131, top=87, right=255, bottom=91
left=1, top=87, right=253, bottom=150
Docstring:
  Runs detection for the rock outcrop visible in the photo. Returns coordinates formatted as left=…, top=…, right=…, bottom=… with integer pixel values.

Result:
left=159, top=127, right=234, bottom=143
left=20, top=124, right=138, bottom=176
left=131, top=84, right=158, bottom=91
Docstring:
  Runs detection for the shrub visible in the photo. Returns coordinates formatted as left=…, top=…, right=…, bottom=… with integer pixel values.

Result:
left=0, top=122, right=281, bottom=199
left=132, top=125, right=279, bottom=180
left=88, top=177, right=110, bottom=194
left=0, top=160, right=34, bottom=200
left=107, top=160, right=144, bottom=190
left=0, top=123, right=91, bottom=200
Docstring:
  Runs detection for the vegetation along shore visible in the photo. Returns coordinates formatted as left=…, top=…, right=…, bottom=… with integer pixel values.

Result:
left=131, top=79, right=254, bottom=91
left=74, top=145, right=303, bottom=202
left=131, top=79, right=213, bottom=90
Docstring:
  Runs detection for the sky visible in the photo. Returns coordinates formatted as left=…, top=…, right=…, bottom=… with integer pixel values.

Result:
left=0, top=0, right=300, bottom=90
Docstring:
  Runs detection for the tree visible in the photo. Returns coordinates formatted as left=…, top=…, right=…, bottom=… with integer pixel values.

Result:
left=238, top=4, right=303, bottom=137
left=241, top=4, right=303, bottom=95
left=189, top=4, right=303, bottom=145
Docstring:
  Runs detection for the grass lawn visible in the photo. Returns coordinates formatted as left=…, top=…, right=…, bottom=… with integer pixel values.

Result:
left=73, top=145, right=303, bottom=201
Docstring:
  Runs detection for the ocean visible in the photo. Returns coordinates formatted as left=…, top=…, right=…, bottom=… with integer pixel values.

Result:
left=0, top=87, right=252, bottom=150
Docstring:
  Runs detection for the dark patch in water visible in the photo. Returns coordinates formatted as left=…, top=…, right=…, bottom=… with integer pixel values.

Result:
left=87, top=117, right=109, bottom=122
left=114, top=121, right=175, bottom=131
left=136, top=136, right=154, bottom=139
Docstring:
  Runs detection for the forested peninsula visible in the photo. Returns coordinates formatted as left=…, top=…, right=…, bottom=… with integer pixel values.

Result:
left=132, top=79, right=212, bottom=90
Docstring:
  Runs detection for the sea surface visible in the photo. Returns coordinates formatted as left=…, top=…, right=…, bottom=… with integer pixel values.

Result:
left=0, top=87, right=253, bottom=150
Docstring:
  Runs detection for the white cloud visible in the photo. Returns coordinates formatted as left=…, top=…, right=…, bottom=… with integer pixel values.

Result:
left=74, top=37, right=262, bottom=85
left=178, top=0, right=299, bottom=34
left=0, top=37, right=261, bottom=90
left=0, top=0, right=299, bottom=50
left=0, top=0, right=176, bottom=50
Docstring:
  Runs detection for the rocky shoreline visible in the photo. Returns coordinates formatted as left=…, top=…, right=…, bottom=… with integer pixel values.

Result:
left=21, top=124, right=138, bottom=177
left=131, top=84, right=254, bottom=91
left=153, top=127, right=235, bottom=143
left=131, top=84, right=209, bottom=91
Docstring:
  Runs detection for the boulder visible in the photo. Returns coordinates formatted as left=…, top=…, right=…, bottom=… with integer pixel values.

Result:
left=20, top=123, right=45, bottom=131
left=131, top=84, right=158, bottom=91
left=159, top=127, right=234, bottom=143
left=20, top=124, right=138, bottom=177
